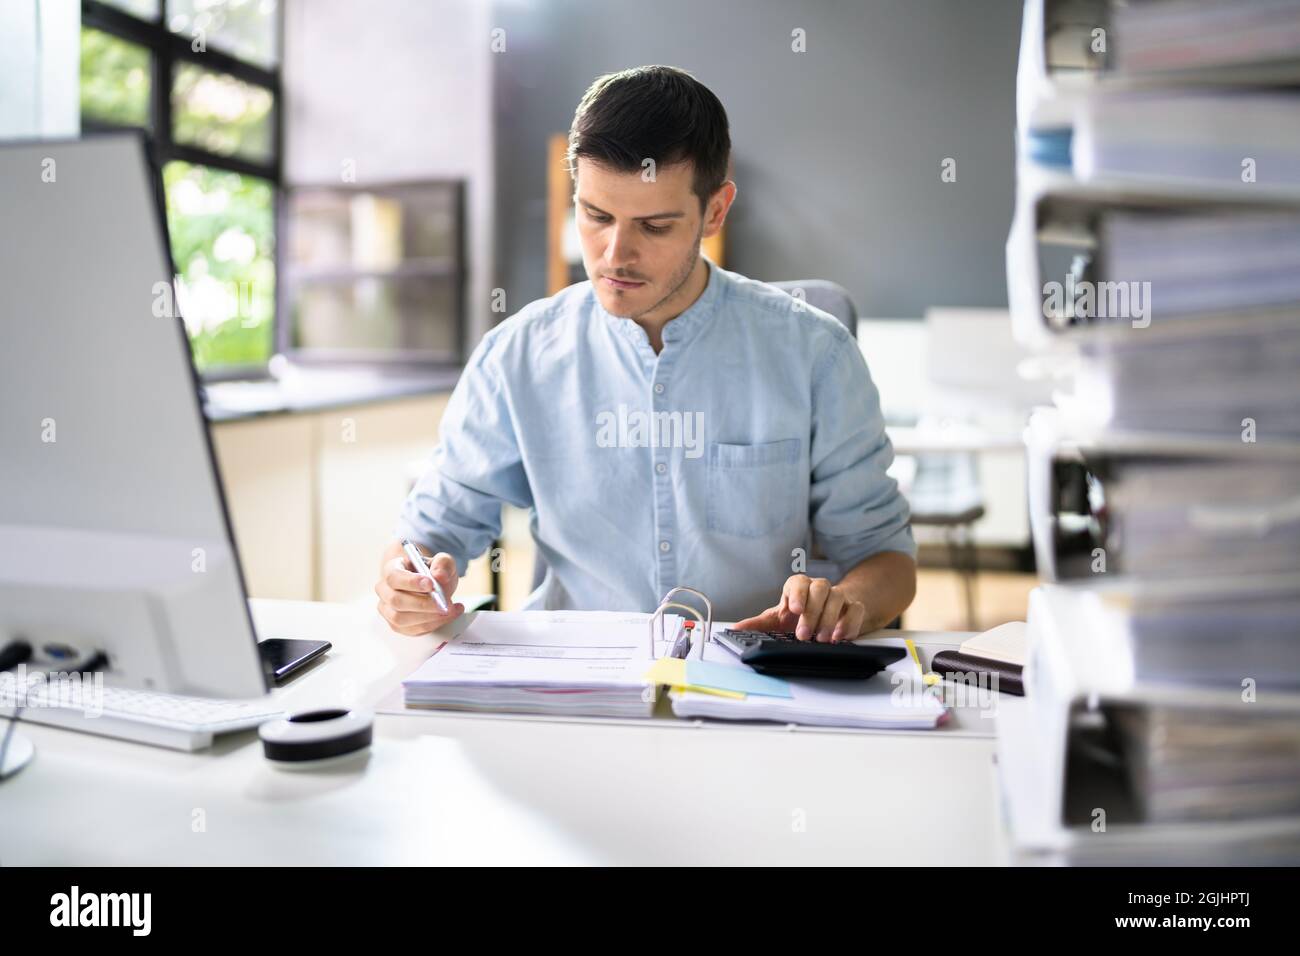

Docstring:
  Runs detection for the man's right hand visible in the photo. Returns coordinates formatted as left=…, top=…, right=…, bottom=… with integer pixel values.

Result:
left=375, top=540, right=465, bottom=636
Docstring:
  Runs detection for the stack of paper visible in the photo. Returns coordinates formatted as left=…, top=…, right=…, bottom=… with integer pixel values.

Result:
left=1100, top=210, right=1300, bottom=320
left=666, top=638, right=948, bottom=730
left=1057, top=209, right=1300, bottom=435
left=997, top=696, right=1300, bottom=865
left=1037, top=207, right=1300, bottom=435
left=995, top=587, right=1300, bottom=863
left=1112, top=0, right=1300, bottom=75
left=1026, top=411, right=1300, bottom=582
left=1071, top=324, right=1300, bottom=437
left=402, top=611, right=669, bottom=719
left=1104, top=458, right=1300, bottom=578
left=1114, top=704, right=1300, bottom=823
left=1122, top=593, right=1300, bottom=689
left=1074, top=91, right=1300, bottom=189
left=1013, top=584, right=1300, bottom=696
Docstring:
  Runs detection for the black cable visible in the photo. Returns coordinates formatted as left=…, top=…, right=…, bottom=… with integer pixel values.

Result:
left=0, top=640, right=35, bottom=782
left=0, top=704, right=26, bottom=782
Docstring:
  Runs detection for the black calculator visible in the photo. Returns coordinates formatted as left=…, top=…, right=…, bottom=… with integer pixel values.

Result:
left=714, top=629, right=906, bottom=680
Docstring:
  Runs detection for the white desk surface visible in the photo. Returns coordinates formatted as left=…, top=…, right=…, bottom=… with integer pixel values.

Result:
left=0, top=600, right=1007, bottom=866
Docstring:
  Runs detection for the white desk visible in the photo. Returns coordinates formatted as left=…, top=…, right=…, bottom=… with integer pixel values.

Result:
left=0, top=600, right=1007, bottom=865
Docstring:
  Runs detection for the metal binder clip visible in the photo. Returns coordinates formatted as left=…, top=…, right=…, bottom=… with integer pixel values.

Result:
left=648, top=587, right=713, bottom=660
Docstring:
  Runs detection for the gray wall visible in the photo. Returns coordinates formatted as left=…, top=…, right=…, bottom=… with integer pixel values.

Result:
left=492, top=0, right=1022, bottom=319
left=284, top=0, right=497, bottom=345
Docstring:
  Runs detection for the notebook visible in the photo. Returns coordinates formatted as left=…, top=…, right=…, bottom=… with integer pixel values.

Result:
left=931, top=622, right=1027, bottom=697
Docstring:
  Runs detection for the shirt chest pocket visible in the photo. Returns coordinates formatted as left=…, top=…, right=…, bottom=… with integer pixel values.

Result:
left=706, top=438, right=803, bottom=538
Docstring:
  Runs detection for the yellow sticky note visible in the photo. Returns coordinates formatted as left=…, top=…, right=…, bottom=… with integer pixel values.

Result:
left=681, top=684, right=746, bottom=700
left=645, top=658, right=745, bottom=699
left=645, top=657, right=688, bottom=686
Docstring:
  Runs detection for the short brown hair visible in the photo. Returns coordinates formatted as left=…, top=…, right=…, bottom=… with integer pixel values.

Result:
left=567, top=65, right=731, bottom=208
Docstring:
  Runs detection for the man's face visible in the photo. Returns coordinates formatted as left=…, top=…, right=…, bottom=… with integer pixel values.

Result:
left=574, top=158, right=710, bottom=321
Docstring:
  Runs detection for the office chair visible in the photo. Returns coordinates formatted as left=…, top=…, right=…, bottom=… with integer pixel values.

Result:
left=769, top=279, right=858, bottom=339
left=906, top=450, right=985, bottom=630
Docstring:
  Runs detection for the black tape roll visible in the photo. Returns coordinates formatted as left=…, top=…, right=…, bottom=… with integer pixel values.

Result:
left=259, top=708, right=373, bottom=762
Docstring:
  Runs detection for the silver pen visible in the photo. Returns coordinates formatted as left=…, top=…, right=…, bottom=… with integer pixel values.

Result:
left=401, top=539, right=449, bottom=613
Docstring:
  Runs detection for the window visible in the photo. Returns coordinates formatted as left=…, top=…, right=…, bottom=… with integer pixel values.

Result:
left=80, top=0, right=282, bottom=378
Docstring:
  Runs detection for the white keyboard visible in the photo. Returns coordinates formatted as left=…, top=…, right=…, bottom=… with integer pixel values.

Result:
left=4, top=680, right=287, bottom=752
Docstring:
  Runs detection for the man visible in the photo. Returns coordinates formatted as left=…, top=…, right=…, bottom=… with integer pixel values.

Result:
left=377, top=65, right=915, bottom=643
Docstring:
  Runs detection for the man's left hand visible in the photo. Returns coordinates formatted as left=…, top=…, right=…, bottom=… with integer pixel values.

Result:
left=733, top=574, right=867, bottom=643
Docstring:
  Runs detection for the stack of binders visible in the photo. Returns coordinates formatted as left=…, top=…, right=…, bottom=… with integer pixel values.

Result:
left=999, top=0, right=1300, bottom=865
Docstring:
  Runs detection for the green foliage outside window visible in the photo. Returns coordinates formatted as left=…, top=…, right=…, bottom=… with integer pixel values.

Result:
left=163, top=162, right=276, bottom=370
left=80, top=27, right=151, bottom=127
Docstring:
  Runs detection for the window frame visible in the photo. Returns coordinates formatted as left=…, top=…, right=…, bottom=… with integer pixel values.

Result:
left=80, top=0, right=284, bottom=381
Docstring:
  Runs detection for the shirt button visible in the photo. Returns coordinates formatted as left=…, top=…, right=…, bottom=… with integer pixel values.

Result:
left=659, top=540, right=671, bottom=553
left=653, top=383, right=665, bottom=394
left=655, top=462, right=667, bottom=475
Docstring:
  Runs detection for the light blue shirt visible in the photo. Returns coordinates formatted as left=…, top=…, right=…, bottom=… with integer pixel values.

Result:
left=397, top=259, right=914, bottom=620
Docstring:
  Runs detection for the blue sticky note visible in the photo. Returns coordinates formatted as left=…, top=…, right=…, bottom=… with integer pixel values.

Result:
left=685, top=659, right=792, bottom=698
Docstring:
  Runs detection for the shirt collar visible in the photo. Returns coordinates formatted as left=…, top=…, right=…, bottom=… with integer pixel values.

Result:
left=596, top=256, right=726, bottom=351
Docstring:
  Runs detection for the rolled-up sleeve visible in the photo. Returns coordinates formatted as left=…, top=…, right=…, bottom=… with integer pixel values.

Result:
left=808, top=332, right=915, bottom=569
left=395, top=329, right=533, bottom=575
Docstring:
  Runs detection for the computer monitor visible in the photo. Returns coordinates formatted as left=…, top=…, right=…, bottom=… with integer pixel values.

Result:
left=0, top=134, right=268, bottom=699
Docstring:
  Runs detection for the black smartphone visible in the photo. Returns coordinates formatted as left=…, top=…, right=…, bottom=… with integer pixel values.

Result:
left=257, top=638, right=331, bottom=684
